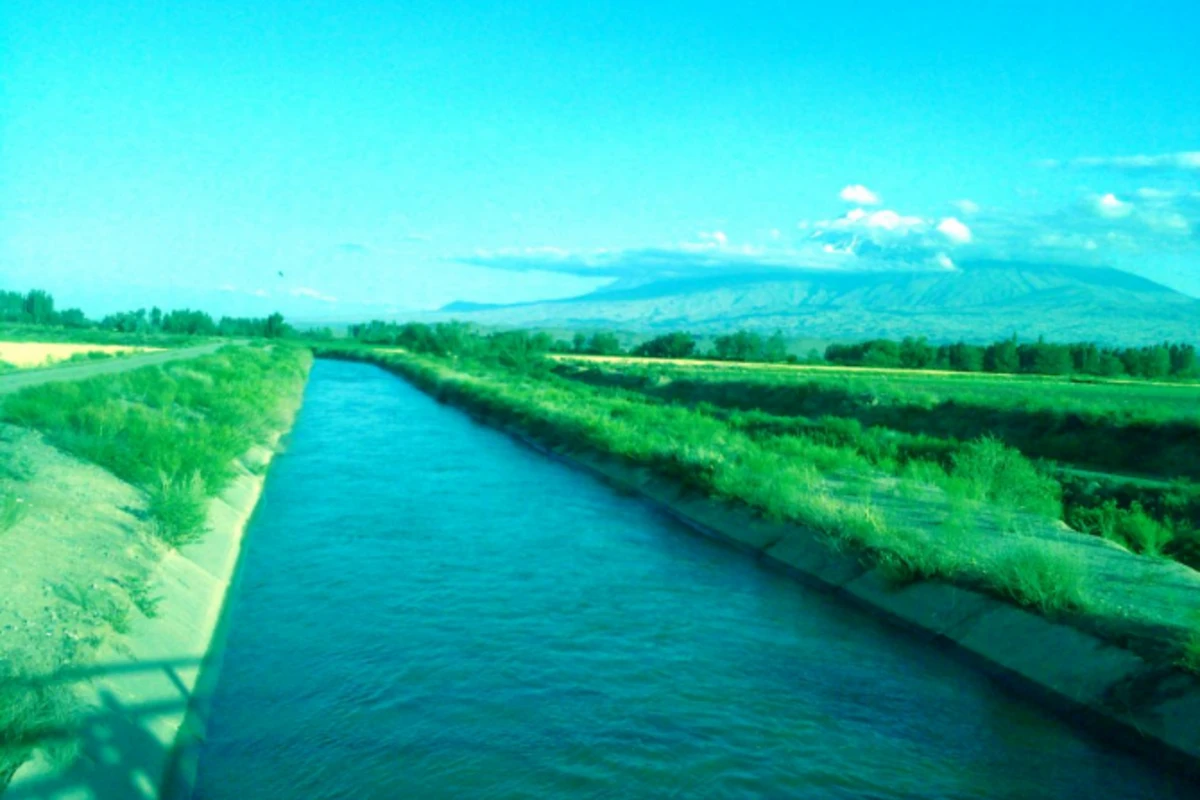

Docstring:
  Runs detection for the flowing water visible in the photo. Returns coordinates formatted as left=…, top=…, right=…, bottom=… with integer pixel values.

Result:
left=192, top=360, right=1190, bottom=798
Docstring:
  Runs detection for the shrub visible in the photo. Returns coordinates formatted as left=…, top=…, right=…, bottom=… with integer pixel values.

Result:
left=948, top=436, right=1062, bottom=517
left=1068, top=500, right=1174, bottom=556
left=146, top=471, right=209, bottom=547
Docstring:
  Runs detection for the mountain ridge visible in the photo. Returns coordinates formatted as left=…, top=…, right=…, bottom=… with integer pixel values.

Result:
left=431, top=260, right=1199, bottom=345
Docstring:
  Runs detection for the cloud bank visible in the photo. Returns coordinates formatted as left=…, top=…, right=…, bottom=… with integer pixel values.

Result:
left=459, top=161, right=1200, bottom=294
left=1042, top=151, right=1200, bottom=172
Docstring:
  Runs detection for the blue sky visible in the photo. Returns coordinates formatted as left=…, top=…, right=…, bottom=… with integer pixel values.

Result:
left=1, top=0, right=1198, bottom=319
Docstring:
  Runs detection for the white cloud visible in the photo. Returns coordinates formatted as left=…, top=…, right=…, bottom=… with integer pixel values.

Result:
left=954, top=199, right=980, bottom=215
left=699, top=230, right=729, bottom=247
left=936, top=217, right=972, bottom=244
left=290, top=287, right=338, bottom=303
left=816, top=207, right=925, bottom=234
left=839, top=184, right=881, bottom=205
left=1142, top=211, right=1192, bottom=235
left=1050, top=151, right=1200, bottom=171
left=219, top=284, right=272, bottom=299
left=860, top=209, right=923, bottom=231
left=1093, top=193, right=1133, bottom=218
left=804, top=206, right=944, bottom=268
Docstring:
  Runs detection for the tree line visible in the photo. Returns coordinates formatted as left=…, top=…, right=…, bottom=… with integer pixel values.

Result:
left=1, top=288, right=292, bottom=338
left=824, top=336, right=1198, bottom=379
left=351, top=320, right=1200, bottom=382
left=350, top=321, right=798, bottom=364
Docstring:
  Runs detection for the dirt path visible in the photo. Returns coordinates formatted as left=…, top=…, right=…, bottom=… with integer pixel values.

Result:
left=0, top=342, right=229, bottom=396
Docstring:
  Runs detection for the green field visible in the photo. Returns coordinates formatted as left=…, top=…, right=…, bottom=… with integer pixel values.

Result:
left=550, top=354, right=1200, bottom=564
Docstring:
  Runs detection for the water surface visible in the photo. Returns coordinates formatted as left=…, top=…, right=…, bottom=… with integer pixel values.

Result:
left=194, top=360, right=1190, bottom=798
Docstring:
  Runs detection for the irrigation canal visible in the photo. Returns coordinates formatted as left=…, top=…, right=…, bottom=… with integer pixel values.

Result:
left=192, top=359, right=1190, bottom=798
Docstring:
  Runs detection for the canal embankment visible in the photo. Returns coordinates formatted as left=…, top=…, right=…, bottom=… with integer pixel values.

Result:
left=0, top=346, right=310, bottom=799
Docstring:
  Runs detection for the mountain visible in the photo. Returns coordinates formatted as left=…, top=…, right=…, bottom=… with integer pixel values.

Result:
left=434, top=260, right=1200, bottom=345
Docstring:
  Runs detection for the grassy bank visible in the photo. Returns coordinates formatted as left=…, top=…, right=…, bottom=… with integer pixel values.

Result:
left=0, top=344, right=311, bottom=785
left=0, top=322, right=204, bottom=348
left=551, top=358, right=1200, bottom=568
left=3, top=344, right=309, bottom=545
left=550, top=359, right=1200, bottom=475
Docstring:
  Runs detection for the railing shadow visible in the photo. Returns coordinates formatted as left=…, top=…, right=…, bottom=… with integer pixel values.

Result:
left=3, top=657, right=204, bottom=800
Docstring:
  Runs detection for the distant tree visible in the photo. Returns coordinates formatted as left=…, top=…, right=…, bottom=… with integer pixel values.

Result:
left=984, top=337, right=1020, bottom=374
left=586, top=332, right=623, bottom=356
left=0, top=290, right=23, bottom=321
left=899, top=336, right=935, bottom=369
left=1170, top=344, right=1198, bottom=377
left=861, top=340, right=901, bottom=368
left=1072, top=343, right=1102, bottom=375
left=945, top=342, right=984, bottom=372
left=572, top=332, right=587, bottom=353
left=162, top=309, right=217, bottom=336
left=633, top=332, right=697, bottom=359
left=22, top=290, right=55, bottom=324
left=1143, top=345, right=1172, bottom=379
left=763, top=331, right=788, bottom=362
left=264, top=312, right=288, bottom=339
left=1021, top=339, right=1072, bottom=375
left=713, top=331, right=765, bottom=361
left=1097, top=352, right=1126, bottom=377
left=58, top=308, right=89, bottom=328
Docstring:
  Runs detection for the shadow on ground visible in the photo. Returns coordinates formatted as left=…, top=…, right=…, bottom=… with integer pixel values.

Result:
left=3, top=657, right=203, bottom=800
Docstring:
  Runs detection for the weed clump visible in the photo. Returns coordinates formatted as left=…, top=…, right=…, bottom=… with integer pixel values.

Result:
left=948, top=437, right=1062, bottom=517
left=146, top=471, right=209, bottom=547
left=988, top=543, right=1088, bottom=615
left=1068, top=500, right=1174, bottom=556
left=117, top=574, right=162, bottom=619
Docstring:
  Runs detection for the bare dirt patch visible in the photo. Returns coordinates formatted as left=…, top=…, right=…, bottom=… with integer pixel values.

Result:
left=0, top=424, right=161, bottom=667
left=0, top=425, right=162, bottom=781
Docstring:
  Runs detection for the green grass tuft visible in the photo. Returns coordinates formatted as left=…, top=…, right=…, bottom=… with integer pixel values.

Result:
left=988, top=543, right=1089, bottom=615
left=146, top=471, right=209, bottom=547
left=1067, top=500, right=1174, bottom=557
left=946, top=436, right=1062, bottom=517
left=117, top=574, right=162, bottom=619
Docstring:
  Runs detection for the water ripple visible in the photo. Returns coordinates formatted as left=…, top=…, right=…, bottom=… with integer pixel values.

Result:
left=194, top=361, right=1190, bottom=799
